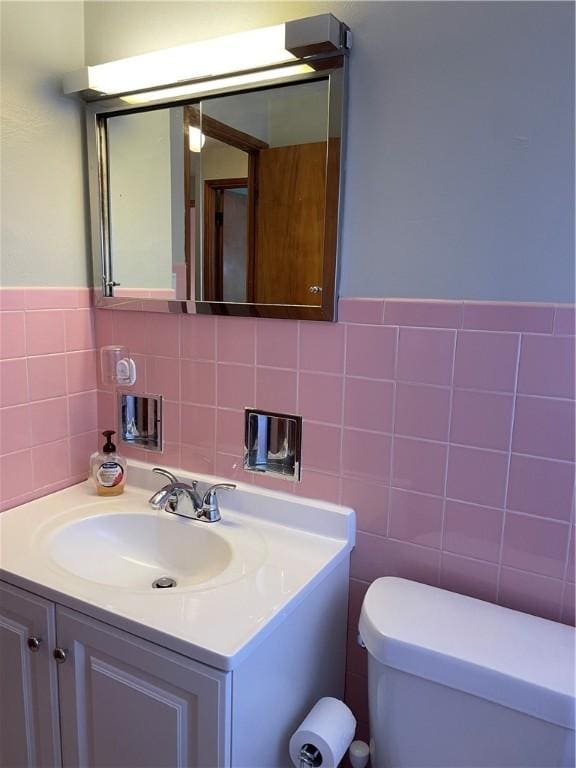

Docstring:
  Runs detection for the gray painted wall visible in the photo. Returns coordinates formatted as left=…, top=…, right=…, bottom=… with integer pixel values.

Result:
left=1, top=2, right=572, bottom=301
left=84, top=1, right=575, bottom=303
left=1, top=1, right=88, bottom=287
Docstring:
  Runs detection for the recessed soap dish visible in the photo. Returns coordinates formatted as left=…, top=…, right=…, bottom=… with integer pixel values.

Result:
left=244, top=409, right=302, bottom=481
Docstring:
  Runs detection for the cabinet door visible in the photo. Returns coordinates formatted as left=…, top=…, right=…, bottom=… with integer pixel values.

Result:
left=0, top=581, right=61, bottom=768
left=56, top=607, right=230, bottom=768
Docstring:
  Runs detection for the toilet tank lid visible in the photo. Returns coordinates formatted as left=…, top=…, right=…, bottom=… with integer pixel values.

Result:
left=359, top=578, right=575, bottom=730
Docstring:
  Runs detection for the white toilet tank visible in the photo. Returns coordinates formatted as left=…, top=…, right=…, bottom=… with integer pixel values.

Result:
left=359, top=578, right=575, bottom=768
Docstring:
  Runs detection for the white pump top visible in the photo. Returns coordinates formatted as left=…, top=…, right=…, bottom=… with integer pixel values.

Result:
left=359, top=578, right=575, bottom=730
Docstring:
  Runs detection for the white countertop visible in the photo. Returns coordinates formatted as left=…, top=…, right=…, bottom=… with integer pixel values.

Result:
left=0, top=461, right=355, bottom=671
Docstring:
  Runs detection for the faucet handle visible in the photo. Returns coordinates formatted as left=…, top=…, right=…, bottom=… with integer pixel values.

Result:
left=152, top=468, right=197, bottom=489
left=202, top=483, right=236, bottom=505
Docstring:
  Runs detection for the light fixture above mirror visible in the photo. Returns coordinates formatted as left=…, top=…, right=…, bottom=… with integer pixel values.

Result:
left=65, top=14, right=351, bottom=321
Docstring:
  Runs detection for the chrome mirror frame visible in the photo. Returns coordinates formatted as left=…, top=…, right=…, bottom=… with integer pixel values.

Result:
left=80, top=20, right=350, bottom=321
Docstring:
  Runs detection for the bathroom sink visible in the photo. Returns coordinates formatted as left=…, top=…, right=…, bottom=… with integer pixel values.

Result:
left=0, top=460, right=355, bottom=669
left=46, top=512, right=234, bottom=589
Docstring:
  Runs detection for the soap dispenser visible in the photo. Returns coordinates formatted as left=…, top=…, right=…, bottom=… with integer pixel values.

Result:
left=91, top=430, right=127, bottom=496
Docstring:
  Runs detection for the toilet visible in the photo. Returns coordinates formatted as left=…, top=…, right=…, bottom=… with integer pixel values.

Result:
left=359, top=578, right=575, bottom=768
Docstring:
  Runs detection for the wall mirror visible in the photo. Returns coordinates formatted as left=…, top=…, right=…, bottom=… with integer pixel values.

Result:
left=71, top=16, right=350, bottom=321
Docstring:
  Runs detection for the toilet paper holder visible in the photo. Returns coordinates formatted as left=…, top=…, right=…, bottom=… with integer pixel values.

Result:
left=299, top=743, right=322, bottom=767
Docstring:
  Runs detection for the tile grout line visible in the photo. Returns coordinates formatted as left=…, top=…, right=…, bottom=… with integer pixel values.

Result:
left=438, top=328, right=458, bottom=585
left=495, top=332, right=523, bottom=605
left=385, top=325, right=400, bottom=540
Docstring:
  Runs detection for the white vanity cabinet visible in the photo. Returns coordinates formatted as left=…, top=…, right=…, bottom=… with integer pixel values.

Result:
left=0, top=583, right=230, bottom=768
left=0, top=582, right=61, bottom=768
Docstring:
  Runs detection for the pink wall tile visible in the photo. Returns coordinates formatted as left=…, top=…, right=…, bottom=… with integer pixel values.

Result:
left=440, top=554, right=498, bottom=602
left=499, top=568, right=563, bottom=622
left=181, top=360, right=216, bottom=405
left=346, top=624, right=368, bottom=678
left=346, top=325, right=396, bottom=379
left=0, top=449, right=33, bottom=501
left=392, top=437, right=447, bottom=496
left=344, top=672, right=369, bottom=724
left=502, top=513, right=569, bottom=579
left=97, top=391, right=115, bottom=431
left=512, top=396, right=575, bottom=461
left=507, top=454, right=574, bottom=522
left=443, top=500, right=503, bottom=561
left=25, top=311, right=65, bottom=356
left=94, top=310, right=114, bottom=347
left=453, top=331, right=519, bottom=391
left=296, top=470, right=340, bottom=503
left=30, top=397, right=69, bottom=445
left=256, top=320, right=298, bottom=368
left=397, top=328, right=454, bottom=385
left=394, top=383, right=450, bottom=441
left=303, top=422, right=341, bottom=474
left=339, top=298, right=385, bottom=324
left=554, top=306, right=575, bottom=336
left=181, top=315, right=216, bottom=360
left=216, top=363, right=253, bottom=410
left=64, top=309, right=95, bottom=352
left=214, top=453, right=247, bottom=481
left=351, top=532, right=386, bottom=582
left=180, top=443, right=214, bottom=475
left=146, top=356, right=180, bottom=401
left=341, top=476, right=388, bottom=536
left=68, top=391, right=98, bottom=436
left=446, top=445, right=508, bottom=507
left=0, top=288, right=26, bottom=310
left=217, top=317, right=255, bottom=364
left=66, top=351, right=97, bottom=394
left=32, top=439, right=70, bottom=488
left=561, top=584, right=575, bottom=626
left=69, top=431, right=98, bottom=477
left=517, top=335, right=575, bottom=399
left=0, top=358, right=28, bottom=406
left=216, top=409, right=244, bottom=456
left=566, top=528, right=575, bottom=583
left=299, top=372, right=343, bottom=425
left=112, top=311, right=148, bottom=354
left=147, top=313, right=180, bottom=358
left=342, top=428, right=391, bottom=481
left=300, top=322, right=345, bottom=373
left=389, top=489, right=443, bottom=548
left=255, top=367, right=297, bottom=413
left=462, top=302, right=555, bottom=333
left=25, top=288, right=80, bottom=310
left=0, top=405, right=31, bottom=454
left=384, top=299, right=463, bottom=329
left=157, top=442, right=181, bottom=469
left=1, top=312, right=26, bottom=358
left=181, top=405, right=215, bottom=450
left=28, top=355, right=66, bottom=401
left=344, top=378, right=393, bottom=432
left=162, top=401, right=181, bottom=445
left=381, top=538, right=440, bottom=585
left=450, top=389, right=513, bottom=450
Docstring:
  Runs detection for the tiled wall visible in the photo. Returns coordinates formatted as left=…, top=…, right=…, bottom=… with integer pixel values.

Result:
left=0, top=288, right=98, bottom=511
left=95, top=297, right=575, bottom=732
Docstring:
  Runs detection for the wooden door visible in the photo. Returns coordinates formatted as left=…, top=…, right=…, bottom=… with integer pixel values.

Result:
left=0, top=581, right=61, bottom=768
left=56, top=607, right=230, bottom=768
left=253, top=142, right=326, bottom=305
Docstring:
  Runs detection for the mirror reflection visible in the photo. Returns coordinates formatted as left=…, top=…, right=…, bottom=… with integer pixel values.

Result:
left=104, top=76, right=336, bottom=310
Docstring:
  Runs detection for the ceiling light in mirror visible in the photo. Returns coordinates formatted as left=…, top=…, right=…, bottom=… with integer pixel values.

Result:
left=188, top=126, right=205, bottom=153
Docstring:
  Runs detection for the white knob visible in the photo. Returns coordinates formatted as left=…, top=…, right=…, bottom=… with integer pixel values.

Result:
left=349, top=739, right=370, bottom=768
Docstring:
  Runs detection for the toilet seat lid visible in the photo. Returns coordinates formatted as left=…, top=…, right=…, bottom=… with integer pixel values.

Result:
left=359, top=578, right=575, bottom=730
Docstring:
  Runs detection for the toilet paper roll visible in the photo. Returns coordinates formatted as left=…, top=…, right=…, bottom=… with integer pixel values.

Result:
left=289, top=697, right=357, bottom=768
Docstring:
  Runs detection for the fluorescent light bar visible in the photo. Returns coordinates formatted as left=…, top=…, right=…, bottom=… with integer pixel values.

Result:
left=120, top=64, right=314, bottom=105
left=64, top=24, right=295, bottom=97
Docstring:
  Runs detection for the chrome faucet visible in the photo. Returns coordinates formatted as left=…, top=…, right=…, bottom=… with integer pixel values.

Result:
left=149, top=468, right=235, bottom=523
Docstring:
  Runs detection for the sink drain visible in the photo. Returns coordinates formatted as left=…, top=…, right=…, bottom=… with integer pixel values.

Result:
left=152, top=576, right=177, bottom=589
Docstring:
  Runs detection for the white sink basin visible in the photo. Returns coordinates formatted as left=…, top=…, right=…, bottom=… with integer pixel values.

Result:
left=47, top=512, right=233, bottom=589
